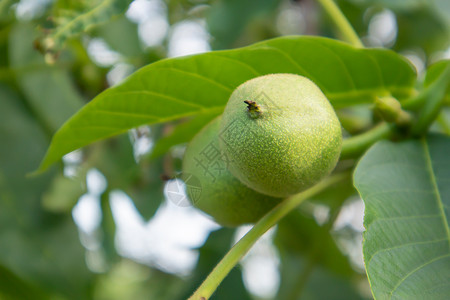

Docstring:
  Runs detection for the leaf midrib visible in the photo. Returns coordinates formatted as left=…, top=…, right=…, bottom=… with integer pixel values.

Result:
left=386, top=138, right=450, bottom=299
left=422, top=138, right=450, bottom=247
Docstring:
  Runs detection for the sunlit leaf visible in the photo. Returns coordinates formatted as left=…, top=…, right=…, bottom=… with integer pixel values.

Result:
left=38, top=36, right=416, bottom=171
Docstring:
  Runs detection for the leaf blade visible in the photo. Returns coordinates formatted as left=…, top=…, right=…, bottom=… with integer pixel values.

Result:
left=354, top=135, right=450, bottom=300
left=39, top=36, right=416, bottom=171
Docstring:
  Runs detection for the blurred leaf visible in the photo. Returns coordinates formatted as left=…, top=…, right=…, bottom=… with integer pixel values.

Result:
left=424, top=60, right=450, bottom=93
left=94, top=15, right=143, bottom=58
left=0, top=85, right=94, bottom=299
left=206, top=0, right=280, bottom=50
left=0, top=0, right=17, bottom=21
left=94, top=259, right=183, bottom=300
left=9, top=23, right=84, bottom=133
left=43, top=0, right=133, bottom=52
left=177, top=228, right=251, bottom=300
left=100, top=192, right=118, bottom=265
left=394, top=9, right=450, bottom=57
left=38, top=36, right=417, bottom=171
left=85, top=134, right=164, bottom=220
left=0, top=264, right=49, bottom=300
left=275, top=179, right=365, bottom=300
left=42, top=173, right=87, bottom=212
left=348, top=0, right=450, bottom=56
left=350, top=0, right=450, bottom=18
left=125, top=158, right=165, bottom=220
left=309, top=172, right=356, bottom=206
left=354, top=135, right=450, bottom=299
left=86, top=135, right=139, bottom=189
left=276, top=254, right=366, bottom=300
left=150, top=108, right=222, bottom=159
left=411, top=62, right=450, bottom=134
left=275, top=210, right=354, bottom=278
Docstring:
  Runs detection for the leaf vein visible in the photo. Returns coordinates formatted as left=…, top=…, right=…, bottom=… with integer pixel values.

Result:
left=210, top=53, right=261, bottom=76
left=389, top=253, right=450, bottom=298
left=372, top=214, right=441, bottom=222
left=365, top=189, right=434, bottom=199
left=367, top=237, right=449, bottom=269
left=262, top=46, right=323, bottom=92
left=111, top=90, right=205, bottom=109
left=422, top=138, right=450, bottom=248
left=153, top=66, right=233, bottom=93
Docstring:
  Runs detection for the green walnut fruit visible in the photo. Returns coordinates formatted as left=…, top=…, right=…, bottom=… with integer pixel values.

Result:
left=219, top=74, right=342, bottom=198
left=182, top=116, right=282, bottom=227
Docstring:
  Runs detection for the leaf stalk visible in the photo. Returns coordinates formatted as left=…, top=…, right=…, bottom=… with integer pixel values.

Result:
left=316, top=0, right=363, bottom=48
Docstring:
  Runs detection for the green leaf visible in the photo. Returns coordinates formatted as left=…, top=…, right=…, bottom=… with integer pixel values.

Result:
left=94, top=15, right=143, bottom=58
left=42, top=173, right=87, bottom=212
left=275, top=210, right=365, bottom=300
left=411, top=62, right=450, bottom=134
left=38, top=36, right=416, bottom=172
left=0, top=264, right=49, bottom=300
left=424, top=60, right=450, bottom=90
left=354, top=135, right=450, bottom=300
left=275, top=210, right=354, bottom=277
left=277, top=254, right=365, bottom=300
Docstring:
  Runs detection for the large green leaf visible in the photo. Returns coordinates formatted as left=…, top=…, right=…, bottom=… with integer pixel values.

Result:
left=354, top=135, right=450, bottom=299
left=38, top=36, right=416, bottom=171
left=94, top=15, right=143, bottom=58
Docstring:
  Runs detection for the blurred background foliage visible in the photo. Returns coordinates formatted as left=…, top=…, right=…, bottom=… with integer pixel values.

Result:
left=0, top=0, right=448, bottom=299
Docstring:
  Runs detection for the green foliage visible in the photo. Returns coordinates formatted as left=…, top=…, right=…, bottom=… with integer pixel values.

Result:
left=38, top=36, right=416, bottom=172
left=1, top=0, right=450, bottom=299
left=43, top=0, right=133, bottom=54
left=354, top=135, right=450, bottom=299
left=0, top=85, right=93, bottom=299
